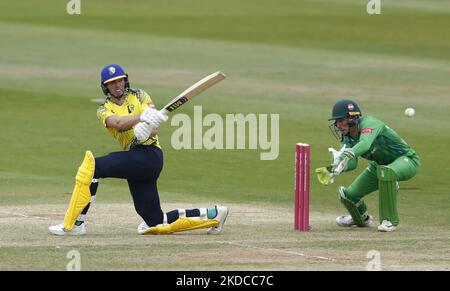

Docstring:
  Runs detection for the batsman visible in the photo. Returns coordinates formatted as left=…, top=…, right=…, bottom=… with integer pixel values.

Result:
left=316, top=99, right=420, bottom=232
left=49, top=64, right=228, bottom=236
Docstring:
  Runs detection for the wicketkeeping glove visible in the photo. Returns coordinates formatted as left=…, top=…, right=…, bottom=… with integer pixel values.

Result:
left=332, top=157, right=350, bottom=175
left=330, top=147, right=354, bottom=175
left=328, top=145, right=346, bottom=165
left=337, top=147, right=355, bottom=162
left=316, top=146, right=353, bottom=186
left=140, top=107, right=169, bottom=128
left=315, top=166, right=335, bottom=186
left=316, top=160, right=348, bottom=186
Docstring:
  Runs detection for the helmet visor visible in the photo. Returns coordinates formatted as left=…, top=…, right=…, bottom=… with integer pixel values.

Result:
left=103, top=75, right=127, bottom=84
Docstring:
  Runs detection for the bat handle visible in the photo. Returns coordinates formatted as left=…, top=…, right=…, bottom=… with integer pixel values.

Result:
left=160, top=108, right=169, bottom=116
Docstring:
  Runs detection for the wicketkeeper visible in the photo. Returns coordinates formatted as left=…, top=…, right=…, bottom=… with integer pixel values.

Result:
left=316, top=99, right=420, bottom=232
left=49, top=64, right=229, bottom=235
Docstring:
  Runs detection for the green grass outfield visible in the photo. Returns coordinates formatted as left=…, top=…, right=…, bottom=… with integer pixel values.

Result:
left=0, top=0, right=449, bottom=270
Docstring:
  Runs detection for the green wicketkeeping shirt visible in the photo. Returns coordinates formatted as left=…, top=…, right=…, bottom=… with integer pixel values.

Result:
left=342, top=116, right=417, bottom=166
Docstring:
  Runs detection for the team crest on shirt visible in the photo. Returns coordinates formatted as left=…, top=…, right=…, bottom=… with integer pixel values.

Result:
left=347, top=103, right=354, bottom=110
left=127, top=104, right=135, bottom=114
left=361, top=128, right=373, bottom=134
left=109, top=67, right=116, bottom=74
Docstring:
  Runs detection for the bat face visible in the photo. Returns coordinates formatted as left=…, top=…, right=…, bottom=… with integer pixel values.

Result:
left=160, top=71, right=226, bottom=115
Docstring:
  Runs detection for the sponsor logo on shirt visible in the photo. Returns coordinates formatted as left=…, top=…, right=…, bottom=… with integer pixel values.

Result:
left=361, top=128, right=373, bottom=134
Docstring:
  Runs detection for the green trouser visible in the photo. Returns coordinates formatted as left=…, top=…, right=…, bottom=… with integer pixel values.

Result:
left=344, top=154, right=420, bottom=226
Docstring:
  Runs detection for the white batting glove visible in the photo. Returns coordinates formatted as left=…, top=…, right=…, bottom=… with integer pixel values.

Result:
left=140, top=107, right=169, bottom=128
left=134, top=122, right=153, bottom=143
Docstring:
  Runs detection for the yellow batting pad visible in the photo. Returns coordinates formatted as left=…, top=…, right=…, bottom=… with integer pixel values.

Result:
left=63, top=151, right=95, bottom=230
left=143, top=218, right=219, bottom=235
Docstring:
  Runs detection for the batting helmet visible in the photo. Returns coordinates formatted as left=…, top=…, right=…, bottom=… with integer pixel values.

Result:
left=100, top=64, right=130, bottom=96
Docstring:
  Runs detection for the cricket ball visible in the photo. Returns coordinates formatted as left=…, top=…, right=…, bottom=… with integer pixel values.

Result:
left=404, top=108, right=415, bottom=117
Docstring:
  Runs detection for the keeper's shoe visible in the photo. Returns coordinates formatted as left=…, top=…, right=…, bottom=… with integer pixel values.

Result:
left=336, top=214, right=372, bottom=227
left=207, top=205, right=229, bottom=235
left=377, top=220, right=396, bottom=232
left=49, top=223, right=86, bottom=236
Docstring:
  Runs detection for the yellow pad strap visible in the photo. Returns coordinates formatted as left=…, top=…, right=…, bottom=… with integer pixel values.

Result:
left=143, top=218, right=219, bottom=235
left=63, top=151, right=95, bottom=230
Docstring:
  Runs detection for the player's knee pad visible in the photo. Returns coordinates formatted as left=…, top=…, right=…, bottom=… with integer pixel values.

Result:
left=377, top=165, right=397, bottom=182
left=338, top=186, right=366, bottom=227
left=64, top=151, right=95, bottom=230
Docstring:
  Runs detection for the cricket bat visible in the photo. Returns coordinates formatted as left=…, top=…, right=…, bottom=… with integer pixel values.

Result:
left=160, top=71, right=226, bottom=115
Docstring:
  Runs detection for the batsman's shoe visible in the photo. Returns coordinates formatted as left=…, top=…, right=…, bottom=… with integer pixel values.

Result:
left=377, top=220, right=396, bottom=232
left=336, top=214, right=372, bottom=227
left=207, top=205, right=229, bottom=235
left=137, top=221, right=156, bottom=235
left=49, top=223, right=86, bottom=236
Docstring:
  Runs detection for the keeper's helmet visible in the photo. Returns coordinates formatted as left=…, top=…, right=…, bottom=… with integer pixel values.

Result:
left=328, top=99, right=362, bottom=139
left=329, top=99, right=362, bottom=122
left=100, top=64, right=130, bottom=96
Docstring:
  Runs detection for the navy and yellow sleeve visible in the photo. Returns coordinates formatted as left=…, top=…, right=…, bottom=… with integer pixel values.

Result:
left=97, top=104, right=114, bottom=127
left=136, top=89, right=157, bottom=114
